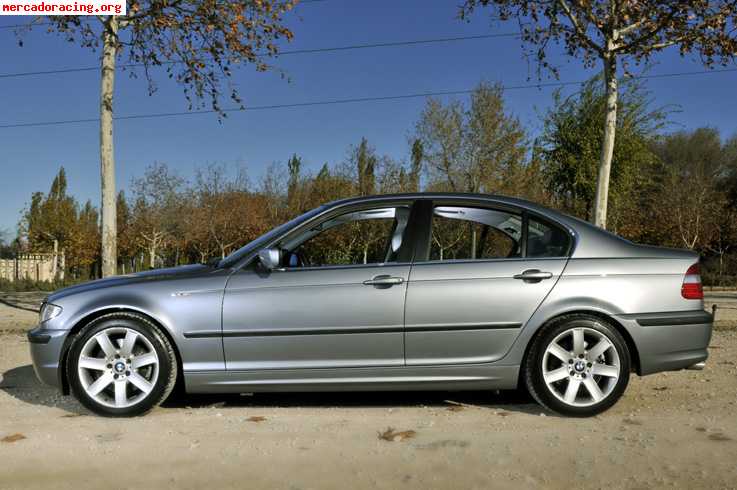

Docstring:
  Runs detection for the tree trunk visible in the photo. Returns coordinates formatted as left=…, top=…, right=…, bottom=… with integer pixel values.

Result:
left=52, top=238, right=59, bottom=280
left=592, top=53, right=618, bottom=229
left=470, top=227, right=477, bottom=259
left=149, top=242, right=156, bottom=269
left=100, top=17, right=119, bottom=277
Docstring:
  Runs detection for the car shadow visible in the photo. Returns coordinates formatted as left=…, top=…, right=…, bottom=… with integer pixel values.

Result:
left=0, top=364, right=84, bottom=414
left=162, top=389, right=549, bottom=416
left=1, top=364, right=551, bottom=417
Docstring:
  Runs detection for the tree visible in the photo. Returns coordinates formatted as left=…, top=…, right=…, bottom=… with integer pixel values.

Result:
left=415, top=81, right=527, bottom=193
left=462, top=0, right=737, bottom=228
left=354, top=138, right=377, bottom=196
left=70, top=200, right=101, bottom=278
left=22, top=168, right=76, bottom=248
left=0, top=230, right=17, bottom=259
left=188, top=163, right=269, bottom=259
left=648, top=128, right=732, bottom=252
left=505, top=140, right=551, bottom=204
left=375, top=156, right=414, bottom=194
left=260, top=162, right=288, bottom=229
left=116, top=191, right=137, bottom=273
left=725, top=134, right=737, bottom=207
left=130, top=163, right=185, bottom=269
left=287, top=153, right=303, bottom=211
left=409, top=139, right=423, bottom=192
left=20, top=167, right=78, bottom=278
left=38, top=1, right=298, bottom=276
left=706, top=204, right=737, bottom=285
left=541, top=75, right=665, bottom=235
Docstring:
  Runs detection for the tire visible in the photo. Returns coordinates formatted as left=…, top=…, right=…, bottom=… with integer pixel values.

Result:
left=524, top=314, right=631, bottom=417
left=67, top=312, right=178, bottom=417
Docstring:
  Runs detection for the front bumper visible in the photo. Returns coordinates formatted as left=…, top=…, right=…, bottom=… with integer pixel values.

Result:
left=615, top=310, right=713, bottom=375
left=28, top=326, right=69, bottom=389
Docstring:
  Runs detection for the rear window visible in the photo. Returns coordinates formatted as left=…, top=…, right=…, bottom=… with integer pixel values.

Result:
left=425, top=205, right=571, bottom=261
left=429, top=206, right=522, bottom=261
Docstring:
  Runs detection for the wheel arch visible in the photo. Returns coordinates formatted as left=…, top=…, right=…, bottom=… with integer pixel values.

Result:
left=518, top=309, right=642, bottom=388
left=59, top=307, right=184, bottom=396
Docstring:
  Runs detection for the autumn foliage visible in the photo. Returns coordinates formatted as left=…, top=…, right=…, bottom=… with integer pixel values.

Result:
left=11, top=80, right=737, bottom=285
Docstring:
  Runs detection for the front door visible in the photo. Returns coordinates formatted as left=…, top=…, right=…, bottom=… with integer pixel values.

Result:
left=222, top=203, right=414, bottom=370
left=404, top=204, right=571, bottom=365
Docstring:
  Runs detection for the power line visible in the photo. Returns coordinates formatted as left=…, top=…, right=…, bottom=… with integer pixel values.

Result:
left=1, top=68, right=735, bottom=130
left=0, top=0, right=329, bottom=30
left=0, top=33, right=520, bottom=80
left=0, top=20, right=54, bottom=31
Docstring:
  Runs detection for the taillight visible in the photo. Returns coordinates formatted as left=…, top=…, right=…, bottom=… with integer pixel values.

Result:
left=681, top=263, right=703, bottom=300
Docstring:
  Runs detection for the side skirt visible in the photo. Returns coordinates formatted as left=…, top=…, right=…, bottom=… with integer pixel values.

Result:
left=184, top=364, right=520, bottom=394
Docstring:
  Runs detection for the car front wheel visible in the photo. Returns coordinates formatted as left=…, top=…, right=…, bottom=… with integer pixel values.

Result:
left=524, top=314, right=631, bottom=417
left=67, top=313, right=177, bottom=417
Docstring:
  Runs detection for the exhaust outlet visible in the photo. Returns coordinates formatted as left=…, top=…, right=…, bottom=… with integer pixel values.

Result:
left=686, top=362, right=706, bottom=371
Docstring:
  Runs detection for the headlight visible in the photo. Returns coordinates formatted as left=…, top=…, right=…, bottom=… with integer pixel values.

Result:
left=39, top=303, right=63, bottom=324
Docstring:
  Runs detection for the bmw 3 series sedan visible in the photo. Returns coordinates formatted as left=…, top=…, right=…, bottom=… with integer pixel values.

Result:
left=28, top=193, right=713, bottom=417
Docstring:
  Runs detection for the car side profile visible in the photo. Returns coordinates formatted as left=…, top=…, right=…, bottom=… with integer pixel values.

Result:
left=28, top=193, right=713, bottom=417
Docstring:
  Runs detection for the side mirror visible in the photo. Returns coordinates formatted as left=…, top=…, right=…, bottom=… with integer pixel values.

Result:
left=258, top=248, right=282, bottom=270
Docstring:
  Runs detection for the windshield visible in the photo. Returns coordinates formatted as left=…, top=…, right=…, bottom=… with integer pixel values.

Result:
left=218, top=205, right=328, bottom=268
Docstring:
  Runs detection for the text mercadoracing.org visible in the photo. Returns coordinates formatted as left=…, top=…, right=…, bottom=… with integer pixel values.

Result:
left=1, top=0, right=125, bottom=15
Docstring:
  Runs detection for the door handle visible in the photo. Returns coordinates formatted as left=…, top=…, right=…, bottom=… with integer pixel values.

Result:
left=513, top=269, right=553, bottom=282
left=363, top=275, right=404, bottom=287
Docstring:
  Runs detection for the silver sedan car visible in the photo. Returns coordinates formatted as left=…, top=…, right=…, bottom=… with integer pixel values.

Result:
left=28, top=193, right=712, bottom=417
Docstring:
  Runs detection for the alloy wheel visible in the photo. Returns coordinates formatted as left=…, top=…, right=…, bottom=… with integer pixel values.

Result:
left=541, top=326, right=620, bottom=407
left=77, top=327, right=160, bottom=409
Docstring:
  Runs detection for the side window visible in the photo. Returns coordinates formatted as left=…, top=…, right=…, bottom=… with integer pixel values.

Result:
left=430, top=206, right=522, bottom=261
left=286, top=206, right=410, bottom=267
left=527, top=217, right=570, bottom=258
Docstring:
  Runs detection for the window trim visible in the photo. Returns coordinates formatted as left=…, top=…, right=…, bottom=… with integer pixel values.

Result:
left=413, top=199, right=573, bottom=263
left=284, top=209, right=407, bottom=270
left=270, top=261, right=413, bottom=274
left=520, top=211, right=529, bottom=259
left=229, top=197, right=575, bottom=273
left=235, top=199, right=420, bottom=272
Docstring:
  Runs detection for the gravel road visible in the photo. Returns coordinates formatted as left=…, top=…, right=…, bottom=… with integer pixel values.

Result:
left=1, top=291, right=736, bottom=489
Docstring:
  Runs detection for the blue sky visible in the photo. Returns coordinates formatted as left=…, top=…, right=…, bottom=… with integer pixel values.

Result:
left=1, top=0, right=736, bottom=237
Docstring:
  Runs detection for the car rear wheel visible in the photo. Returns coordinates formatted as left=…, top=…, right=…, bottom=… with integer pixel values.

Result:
left=67, top=313, right=177, bottom=417
left=524, top=314, right=630, bottom=417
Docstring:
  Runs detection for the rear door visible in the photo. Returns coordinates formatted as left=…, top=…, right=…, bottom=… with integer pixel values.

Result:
left=404, top=202, right=571, bottom=365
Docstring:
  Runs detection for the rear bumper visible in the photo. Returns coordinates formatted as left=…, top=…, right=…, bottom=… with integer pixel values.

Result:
left=28, top=326, right=69, bottom=389
left=615, top=310, right=713, bottom=376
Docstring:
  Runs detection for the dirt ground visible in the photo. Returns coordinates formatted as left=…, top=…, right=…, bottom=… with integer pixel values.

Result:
left=1, top=291, right=736, bottom=490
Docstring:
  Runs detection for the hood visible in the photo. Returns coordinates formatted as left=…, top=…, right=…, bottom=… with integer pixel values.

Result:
left=46, top=264, right=213, bottom=303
